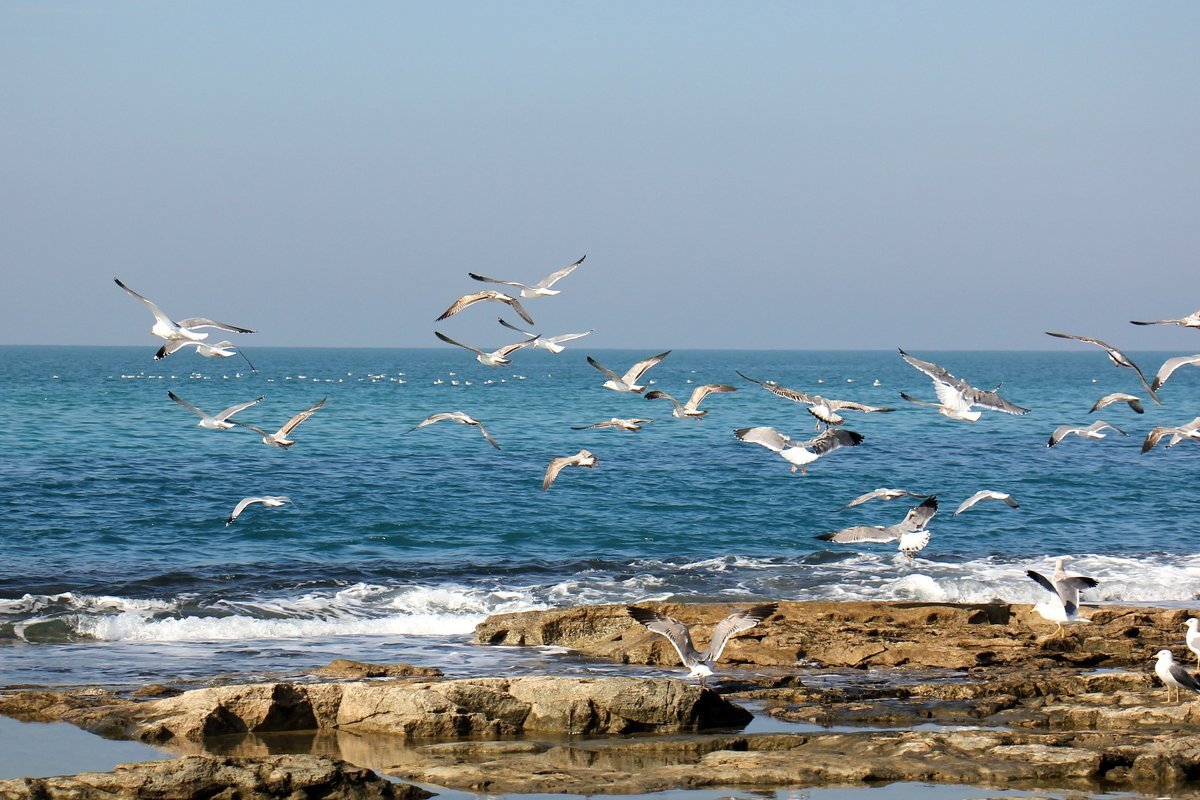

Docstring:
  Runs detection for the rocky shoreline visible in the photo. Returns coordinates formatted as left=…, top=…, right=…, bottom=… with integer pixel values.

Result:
left=4, top=600, right=1200, bottom=798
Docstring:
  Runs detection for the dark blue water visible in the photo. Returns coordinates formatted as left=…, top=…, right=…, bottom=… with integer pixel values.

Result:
left=2, top=345, right=1198, bottom=684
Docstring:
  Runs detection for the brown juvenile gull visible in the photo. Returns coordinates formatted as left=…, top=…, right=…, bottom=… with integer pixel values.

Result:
left=237, top=398, right=326, bottom=448
left=1151, top=354, right=1200, bottom=392
left=435, top=330, right=535, bottom=367
left=898, top=350, right=1029, bottom=422
left=644, top=384, right=737, bottom=419
left=1141, top=417, right=1200, bottom=454
left=542, top=449, right=598, bottom=491
left=818, top=497, right=939, bottom=560
left=734, top=426, right=863, bottom=475
left=226, top=496, right=292, bottom=526
left=168, top=391, right=265, bottom=431
left=954, top=490, right=1020, bottom=515
left=626, top=603, right=778, bottom=685
left=436, top=290, right=535, bottom=326
left=736, top=370, right=894, bottom=428
left=587, top=351, right=671, bottom=393
left=1047, top=420, right=1127, bottom=448
left=1089, top=392, right=1144, bottom=415
left=1045, top=331, right=1160, bottom=404
left=469, top=255, right=585, bottom=299
left=406, top=411, right=500, bottom=450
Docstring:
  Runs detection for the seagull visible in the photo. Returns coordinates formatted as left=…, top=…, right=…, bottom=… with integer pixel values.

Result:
left=468, top=255, right=585, bottom=299
left=114, top=278, right=255, bottom=347
left=736, top=371, right=894, bottom=428
left=1044, top=332, right=1160, bottom=404
left=1131, top=310, right=1200, bottom=329
left=237, top=398, right=326, bottom=448
left=626, top=603, right=778, bottom=685
left=157, top=339, right=258, bottom=371
left=571, top=418, right=654, bottom=432
left=587, top=351, right=671, bottom=393
left=817, top=496, right=938, bottom=559
left=406, top=411, right=500, bottom=450
left=542, top=449, right=598, bottom=491
left=1050, top=557, right=1098, bottom=612
left=435, top=290, right=535, bottom=326
left=733, top=426, right=864, bottom=475
left=226, top=496, right=292, bottom=526
left=1026, top=568, right=1096, bottom=638
left=898, top=350, right=1030, bottom=421
left=1152, top=354, right=1200, bottom=392
left=1141, top=417, right=1200, bottom=453
left=1047, top=420, right=1127, bottom=448
left=497, top=318, right=592, bottom=354
left=1186, top=619, right=1200, bottom=669
left=644, top=384, right=737, bottom=419
left=954, top=490, right=1020, bottom=515
left=434, top=330, right=535, bottom=367
left=1089, top=392, right=1144, bottom=415
left=839, top=488, right=928, bottom=510
left=1154, top=649, right=1200, bottom=704
left=167, top=391, right=265, bottom=431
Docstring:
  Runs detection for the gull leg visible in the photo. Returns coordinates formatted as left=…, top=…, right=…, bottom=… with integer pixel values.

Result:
left=801, top=466, right=807, bottom=476
left=790, top=465, right=798, bottom=473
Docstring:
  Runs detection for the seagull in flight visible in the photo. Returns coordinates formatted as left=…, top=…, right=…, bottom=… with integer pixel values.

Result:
left=542, top=449, right=598, bottom=491
left=571, top=418, right=654, bottom=432
left=157, top=340, right=258, bottom=371
left=469, top=255, right=585, bottom=299
left=434, top=331, right=536, bottom=367
left=1154, top=649, right=1200, bottom=703
left=114, top=278, right=255, bottom=349
left=626, top=603, right=778, bottom=685
left=1045, top=332, right=1160, bottom=404
left=1026, top=567, right=1096, bottom=639
left=237, top=398, right=326, bottom=448
left=436, top=290, right=535, bottom=326
left=898, top=350, right=1029, bottom=422
left=839, top=488, right=928, bottom=510
left=1047, top=420, right=1127, bottom=448
left=1141, top=417, right=1200, bottom=454
left=497, top=318, right=592, bottom=354
left=406, top=411, right=500, bottom=450
left=817, top=496, right=938, bottom=559
left=954, top=490, right=1019, bottom=515
left=226, top=496, right=292, bottom=526
left=734, top=426, right=863, bottom=475
left=1089, top=393, right=1144, bottom=415
left=1152, top=354, right=1200, bottom=392
left=167, top=391, right=265, bottom=431
left=587, top=351, right=671, bottom=393
left=736, top=371, right=894, bottom=428
left=1131, top=310, right=1200, bottom=329
left=644, top=384, right=737, bottom=419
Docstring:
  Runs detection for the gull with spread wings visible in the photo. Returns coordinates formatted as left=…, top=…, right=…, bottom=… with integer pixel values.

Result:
left=1090, top=392, right=1144, bottom=415
left=1142, top=417, right=1200, bottom=454
left=817, top=496, right=938, bottom=559
left=406, top=411, right=500, bottom=450
left=469, top=255, right=585, bottom=299
left=167, top=391, right=265, bottom=431
left=1152, top=354, right=1200, bottom=392
left=736, top=371, right=894, bottom=428
left=436, top=290, right=535, bottom=326
left=734, top=426, right=863, bottom=475
left=1131, top=309, right=1200, bottom=330
left=626, top=603, right=778, bottom=685
left=237, top=398, right=326, bottom=448
left=497, top=318, right=592, bottom=354
left=571, top=418, right=654, bottom=432
left=1027, top=566, right=1097, bottom=639
left=542, top=449, right=598, bottom=491
left=644, top=384, right=737, bottom=419
left=954, top=490, right=1019, bottom=515
left=114, top=278, right=255, bottom=351
left=1047, top=420, right=1126, bottom=448
left=434, top=330, right=535, bottom=367
left=1045, top=332, right=1160, bottom=404
left=587, top=351, right=671, bottom=393
left=226, top=496, right=292, bottom=526
left=839, top=488, right=928, bottom=510
left=898, top=350, right=1030, bottom=422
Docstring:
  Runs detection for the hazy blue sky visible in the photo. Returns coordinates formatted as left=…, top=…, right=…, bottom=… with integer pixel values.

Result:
left=2, top=2, right=1198, bottom=350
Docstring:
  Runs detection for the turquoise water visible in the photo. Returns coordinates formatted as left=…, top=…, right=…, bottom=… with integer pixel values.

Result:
left=2, top=345, right=1198, bottom=684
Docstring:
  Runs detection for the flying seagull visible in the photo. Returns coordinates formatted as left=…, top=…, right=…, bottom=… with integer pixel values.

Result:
left=587, top=351, right=671, bottom=393
left=1152, top=354, right=1200, bottom=392
left=1131, top=310, right=1200, bottom=329
left=157, top=339, right=258, bottom=372
left=954, top=490, right=1019, bottom=515
left=497, top=318, right=592, bottom=354
left=817, top=496, right=938, bottom=559
left=1154, top=649, right=1200, bottom=704
left=898, top=350, right=1029, bottom=422
left=626, top=603, right=778, bottom=685
left=406, top=411, right=500, bottom=450
left=436, top=290, right=535, bottom=326
left=839, top=488, right=928, bottom=510
left=644, top=384, right=737, bottom=419
left=1027, top=568, right=1096, bottom=639
left=226, top=496, right=292, bottom=526
left=237, top=397, right=326, bottom=448
left=571, top=418, right=654, bottom=432
left=1089, top=392, right=1144, bottom=415
left=167, top=391, right=265, bottom=431
left=434, top=330, right=535, bottom=367
left=114, top=278, right=255, bottom=348
left=542, top=449, right=598, bottom=491
left=1186, top=618, right=1200, bottom=669
left=1047, top=420, right=1127, bottom=448
left=736, top=371, right=894, bottom=428
left=734, top=426, right=863, bottom=475
left=1044, top=332, right=1160, bottom=404
left=1141, top=417, right=1200, bottom=454
left=469, top=255, right=585, bottom=298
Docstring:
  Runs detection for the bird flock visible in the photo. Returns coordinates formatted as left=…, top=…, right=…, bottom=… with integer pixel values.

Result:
left=114, top=272, right=1200, bottom=698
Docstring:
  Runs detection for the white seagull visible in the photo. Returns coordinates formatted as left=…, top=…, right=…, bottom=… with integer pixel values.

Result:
left=167, top=391, right=265, bottom=431
left=898, top=350, right=1030, bottom=422
left=571, top=418, right=654, bottom=432
left=1045, top=332, right=1160, bottom=404
left=817, top=496, right=938, bottom=559
left=840, top=488, right=928, bottom=510
left=1089, top=393, right=1144, bottom=415
left=237, top=398, right=326, bottom=448
left=436, top=290, right=535, bottom=326
left=1131, top=310, right=1200, bottom=329
left=434, top=330, right=535, bottom=367
left=406, top=411, right=500, bottom=450
left=1154, top=649, right=1200, bottom=704
left=587, top=351, right=671, bottom=393
left=954, top=490, right=1020, bottom=515
left=468, top=255, right=585, bottom=299
left=1152, top=354, right=1200, bottom=392
left=626, top=603, right=778, bottom=685
left=1026, top=568, right=1096, bottom=638
left=644, top=384, right=737, bottom=419
left=497, top=318, right=592, bottom=354
left=736, top=371, right=894, bottom=428
left=157, top=340, right=258, bottom=371
left=1047, top=420, right=1127, bottom=448
left=542, top=449, right=598, bottom=491
left=734, top=426, right=864, bottom=475
left=114, top=278, right=255, bottom=348
left=1141, top=417, right=1200, bottom=454
left=1186, top=618, right=1200, bottom=669
left=1051, top=557, right=1097, bottom=612
left=226, top=496, right=292, bottom=526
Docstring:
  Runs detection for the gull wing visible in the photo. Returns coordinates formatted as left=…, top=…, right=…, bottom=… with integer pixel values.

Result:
left=644, top=390, right=684, bottom=412
left=898, top=349, right=958, bottom=385
left=546, top=330, right=592, bottom=345
left=277, top=397, right=326, bottom=437
left=1088, top=420, right=1127, bottom=436
left=933, top=381, right=976, bottom=417
left=494, top=335, right=539, bottom=358
left=817, top=525, right=897, bottom=544
left=685, top=384, right=736, bottom=410
left=702, top=603, right=778, bottom=662
left=801, top=427, right=864, bottom=456
left=176, top=317, right=256, bottom=334
left=828, top=399, right=895, bottom=414
left=586, top=356, right=623, bottom=383
left=896, top=496, right=938, bottom=532
left=621, top=350, right=672, bottom=384
left=961, top=385, right=1030, bottom=416
left=1027, top=569, right=1075, bottom=617
left=497, top=317, right=535, bottom=337
left=1090, top=393, right=1143, bottom=414
left=807, top=404, right=844, bottom=426
left=841, top=488, right=923, bottom=509
left=899, top=391, right=940, bottom=408
left=1141, top=427, right=1177, bottom=454
left=503, top=295, right=537, bottom=326
left=733, top=426, right=793, bottom=453
left=898, top=529, right=931, bottom=556
left=1045, top=331, right=1115, bottom=351
left=468, top=274, right=531, bottom=291
left=167, top=390, right=207, bottom=419
left=436, top=292, right=494, bottom=321
left=226, top=496, right=266, bottom=526
left=543, top=452, right=593, bottom=491
left=1167, top=660, right=1200, bottom=692
left=955, top=491, right=1018, bottom=515
left=156, top=340, right=192, bottom=360
left=114, top=278, right=174, bottom=327
left=735, top=371, right=818, bottom=405
left=533, top=255, right=585, bottom=289
left=474, top=420, right=501, bottom=450
left=435, top=330, right=487, bottom=357
left=410, top=412, right=458, bottom=432
left=214, top=396, right=267, bottom=423
left=1048, top=425, right=1080, bottom=447
left=627, top=607, right=699, bottom=665
left=1152, top=354, right=1200, bottom=391
left=1047, top=332, right=1159, bottom=403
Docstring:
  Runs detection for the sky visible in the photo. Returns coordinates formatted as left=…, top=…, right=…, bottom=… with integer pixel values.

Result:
left=2, top=2, right=1198, bottom=350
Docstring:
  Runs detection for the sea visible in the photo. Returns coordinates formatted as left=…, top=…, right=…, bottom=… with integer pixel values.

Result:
left=2, top=345, right=1199, bottom=689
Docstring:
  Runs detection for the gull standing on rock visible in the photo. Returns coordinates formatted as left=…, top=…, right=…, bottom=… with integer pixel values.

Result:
left=839, top=488, right=928, bottom=510
left=817, top=496, right=938, bottom=559
left=736, top=371, right=894, bottom=428
left=226, top=496, right=292, bottom=526
left=542, top=449, right=598, bottom=491
left=406, top=411, right=500, bottom=450
left=1051, top=557, right=1097, bottom=612
left=626, top=603, right=778, bottom=686
left=434, top=331, right=535, bottom=367
left=1089, top=393, right=1144, bottom=415
left=114, top=278, right=255, bottom=351
left=1154, top=649, right=1200, bottom=704
left=1026, top=567, right=1097, bottom=638
left=587, top=351, right=671, bottom=393
left=734, top=426, right=863, bottom=475
left=1186, top=619, right=1200, bottom=669
left=897, top=350, right=1030, bottom=422
left=644, top=384, right=737, bottom=419
left=238, top=398, right=326, bottom=448
left=168, top=391, right=265, bottom=431
left=497, top=318, right=592, bottom=354
left=1045, top=332, right=1160, bottom=404
left=436, top=290, right=536, bottom=326
left=954, top=490, right=1020, bottom=515
left=468, top=255, right=585, bottom=298
left=1047, top=420, right=1127, bottom=448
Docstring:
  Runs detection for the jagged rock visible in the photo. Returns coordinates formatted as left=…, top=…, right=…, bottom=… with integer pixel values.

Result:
left=313, top=660, right=443, bottom=680
left=0, top=754, right=430, bottom=800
